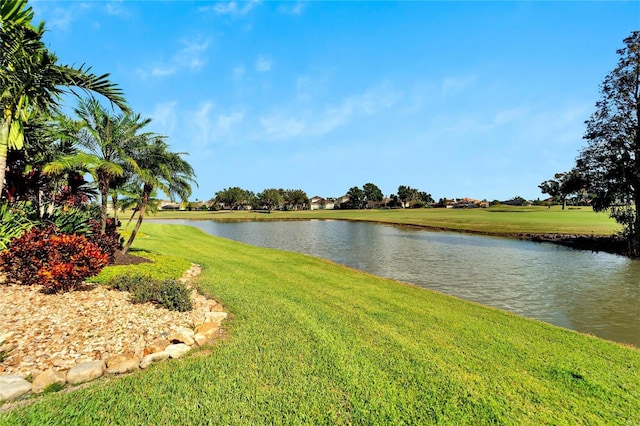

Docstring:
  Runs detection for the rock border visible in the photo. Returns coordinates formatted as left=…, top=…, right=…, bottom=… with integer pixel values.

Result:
left=0, top=264, right=227, bottom=404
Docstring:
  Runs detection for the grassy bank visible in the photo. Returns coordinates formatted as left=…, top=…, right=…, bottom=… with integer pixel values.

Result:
left=2, top=224, right=638, bottom=424
left=148, top=205, right=620, bottom=236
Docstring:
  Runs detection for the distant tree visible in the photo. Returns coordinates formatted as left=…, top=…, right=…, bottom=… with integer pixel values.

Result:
left=538, top=171, right=584, bottom=210
left=436, top=198, right=452, bottom=208
left=575, top=31, right=640, bottom=257
left=362, top=183, right=383, bottom=207
left=257, top=188, right=284, bottom=211
left=397, top=185, right=418, bottom=208
left=283, top=189, right=308, bottom=210
left=418, top=191, right=434, bottom=206
left=346, top=186, right=365, bottom=209
left=215, top=187, right=253, bottom=210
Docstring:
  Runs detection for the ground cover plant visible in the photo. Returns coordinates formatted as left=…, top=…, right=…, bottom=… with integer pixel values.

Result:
left=2, top=224, right=638, bottom=424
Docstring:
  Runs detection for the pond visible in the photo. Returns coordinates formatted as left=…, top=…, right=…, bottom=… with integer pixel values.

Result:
left=161, top=219, right=640, bottom=347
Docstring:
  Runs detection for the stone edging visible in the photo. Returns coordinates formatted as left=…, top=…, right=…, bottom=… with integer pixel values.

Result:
left=0, top=264, right=226, bottom=404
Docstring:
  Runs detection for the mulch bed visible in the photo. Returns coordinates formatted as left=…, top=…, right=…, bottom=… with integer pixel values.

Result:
left=112, top=250, right=153, bottom=266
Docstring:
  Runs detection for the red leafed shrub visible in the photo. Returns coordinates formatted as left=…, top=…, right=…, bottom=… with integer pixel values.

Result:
left=87, top=217, right=122, bottom=264
left=0, top=225, right=109, bottom=293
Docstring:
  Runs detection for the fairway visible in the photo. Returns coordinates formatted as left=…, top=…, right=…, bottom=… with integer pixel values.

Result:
left=149, top=205, right=621, bottom=237
left=2, top=223, right=638, bottom=424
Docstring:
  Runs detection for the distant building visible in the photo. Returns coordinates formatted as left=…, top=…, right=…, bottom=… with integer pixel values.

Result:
left=310, top=196, right=336, bottom=210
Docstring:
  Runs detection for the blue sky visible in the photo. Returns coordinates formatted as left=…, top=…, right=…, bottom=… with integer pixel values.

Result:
left=32, top=1, right=639, bottom=202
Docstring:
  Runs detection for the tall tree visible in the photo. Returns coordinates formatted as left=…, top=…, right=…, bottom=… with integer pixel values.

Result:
left=397, top=185, right=418, bottom=208
left=122, top=139, right=195, bottom=253
left=575, top=31, right=640, bottom=257
left=346, top=186, right=365, bottom=209
left=283, top=189, right=308, bottom=210
left=0, top=0, right=128, bottom=199
left=363, top=182, right=383, bottom=207
left=538, top=171, right=584, bottom=210
left=214, top=187, right=253, bottom=210
left=257, top=188, right=284, bottom=211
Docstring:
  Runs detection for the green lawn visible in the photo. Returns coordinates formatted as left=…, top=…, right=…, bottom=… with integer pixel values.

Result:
left=2, top=224, right=638, bottom=424
left=149, top=205, right=620, bottom=236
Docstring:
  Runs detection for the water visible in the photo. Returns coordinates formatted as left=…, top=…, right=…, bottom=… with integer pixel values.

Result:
left=161, top=219, right=640, bottom=347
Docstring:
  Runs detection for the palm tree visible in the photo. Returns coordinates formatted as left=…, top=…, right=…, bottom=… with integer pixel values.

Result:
left=118, top=182, right=161, bottom=229
left=0, top=0, right=128, bottom=200
left=122, top=139, right=196, bottom=253
left=45, top=99, right=152, bottom=233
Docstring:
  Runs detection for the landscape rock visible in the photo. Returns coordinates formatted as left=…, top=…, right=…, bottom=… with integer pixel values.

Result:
left=105, top=353, right=140, bottom=375
left=194, top=322, right=221, bottom=346
left=142, top=339, right=170, bottom=357
left=0, top=375, right=32, bottom=401
left=67, top=361, right=105, bottom=384
left=0, top=263, right=228, bottom=402
left=165, top=344, right=191, bottom=359
left=168, top=327, right=195, bottom=346
left=140, top=351, right=170, bottom=369
left=32, top=369, right=67, bottom=393
left=106, top=359, right=140, bottom=375
left=105, top=353, right=137, bottom=368
left=204, top=311, right=228, bottom=325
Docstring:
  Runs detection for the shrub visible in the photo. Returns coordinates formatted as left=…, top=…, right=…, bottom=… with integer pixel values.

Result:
left=0, top=202, right=34, bottom=250
left=87, top=217, right=123, bottom=264
left=0, top=226, right=109, bottom=293
left=106, top=273, right=193, bottom=312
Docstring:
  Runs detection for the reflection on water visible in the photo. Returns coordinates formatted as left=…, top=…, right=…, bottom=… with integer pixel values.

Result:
left=162, top=219, right=640, bottom=347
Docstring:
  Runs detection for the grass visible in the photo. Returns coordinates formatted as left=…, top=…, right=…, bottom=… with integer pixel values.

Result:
left=2, top=224, right=638, bottom=424
left=148, top=205, right=621, bottom=236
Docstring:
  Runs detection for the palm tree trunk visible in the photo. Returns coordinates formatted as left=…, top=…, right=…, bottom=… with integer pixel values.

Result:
left=122, top=184, right=151, bottom=254
left=112, top=193, right=119, bottom=224
left=0, top=117, right=10, bottom=200
left=125, top=208, right=138, bottom=229
left=98, top=177, right=109, bottom=235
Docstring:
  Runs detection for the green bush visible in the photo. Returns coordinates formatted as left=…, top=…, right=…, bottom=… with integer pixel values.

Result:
left=90, top=251, right=192, bottom=284
left=106, top=273, right=193, bottom=312
left=0, top=202, right=34, bottom=250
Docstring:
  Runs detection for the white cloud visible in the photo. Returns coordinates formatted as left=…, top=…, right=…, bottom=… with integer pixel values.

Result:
left=259, top=115, right=307, bottom=140
left=150, top=66, right=177, bottom=77
left=190, top=102, right=245, bottom=146
left=32, top=3, right=92, bottom=31
left=313, top=83, right=402, bottom=135
left=105, top=0, right=128, bottom=17
left=258, top=82, right=402, bottom=140
left=216, top=111, right=244, bottom=132
left=278, top=2, right=305, bottom=16
left=137, top=37, right=211, bottom=79
left=176, top=39, right=210, bottom=71
left=149, top=101, right=178, bottom=135
left=256, top=56, right=273, bottom=72
left=200, top=0, right=261, bottom=17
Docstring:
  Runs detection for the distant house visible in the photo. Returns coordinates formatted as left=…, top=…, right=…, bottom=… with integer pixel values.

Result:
left=310, top=196, right=336, bottom=210
left=160, top=201, right=181, bottom=210
left=446, top=198, right=489, bottom=208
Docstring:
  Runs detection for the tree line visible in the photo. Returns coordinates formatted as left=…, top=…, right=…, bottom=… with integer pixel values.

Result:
left=208, top=183, right=434, bottom=211
left=211, top=187, right=309, bottom=211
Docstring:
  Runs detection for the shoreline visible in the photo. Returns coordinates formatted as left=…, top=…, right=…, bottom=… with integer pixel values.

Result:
left=151, top=215, right=630, bottom=258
